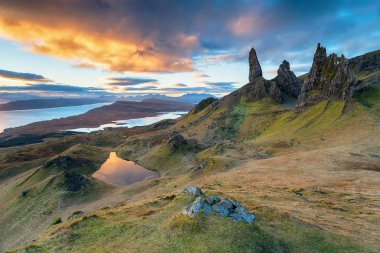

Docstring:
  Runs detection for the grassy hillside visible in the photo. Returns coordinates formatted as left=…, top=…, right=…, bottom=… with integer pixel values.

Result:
left=11, top=190, right=371, bottom=253
left=1, top=82, right=379, bottom=252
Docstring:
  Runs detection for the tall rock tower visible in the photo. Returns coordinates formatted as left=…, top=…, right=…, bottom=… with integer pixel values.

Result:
left=249, top=48, right=263, bottom=82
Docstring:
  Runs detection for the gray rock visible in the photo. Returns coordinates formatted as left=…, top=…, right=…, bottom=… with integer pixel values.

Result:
left=68, top=210, right=86, bottom=220
left=19, top=190, right=29, bottom=197
left=212, top=198, right=234, bottom=216
left=168, top=132, right=188, bottom=153
left=206, top=196, right=220, bottom=205
left=217, top=47, right=301, bottom=109
left=274, top=60, right=300, bottom=98
left=44, top=155, right=92, bottom=171
left=183, top=187, right=255, bottom=224
left=184, top=185, right=204, bottom=197
left=349, top=49, right=380, bottom=74
left=296, top=43, right=360, bottom=110
left=249, top=48, right=263, bottom=82
left=183, top=197, right=211, bottom=217
left=268, top=81, right=282, bottom=103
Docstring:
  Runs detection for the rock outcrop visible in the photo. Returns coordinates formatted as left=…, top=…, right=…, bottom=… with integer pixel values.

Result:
left=168, top=132, right=188, bottom=153
left=59, top=172, right=93, bottom=192
left=192, top=97, right=218, bottom=114
left=274, top=60, right=301, bottom=98
left=168, top=132, right=201, bottom=153
left=44, top=155, right=92, bottom=171
left=349, top=49, right=380, bottom=74
left=296, top=43, right=359, bottom=110
left=249, top=48, right=263, bottom=82
left=219, top=47, right=300, bottom=108
left=348, top=49, right=380, bottom=85
left=184, top=185, right=204, bottom=197
left=182, top=186, right=255, bottom=224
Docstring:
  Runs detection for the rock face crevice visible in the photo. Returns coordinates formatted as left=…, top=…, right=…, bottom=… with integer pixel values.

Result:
left=296, top=43, right=359, bottom=110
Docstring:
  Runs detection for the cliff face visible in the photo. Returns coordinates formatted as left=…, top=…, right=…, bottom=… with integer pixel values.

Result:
left=296, top=43, right=358, bottom=110
left=348, top=50, right=380, bottom=73
left=348, top=49, right=380, bottom=86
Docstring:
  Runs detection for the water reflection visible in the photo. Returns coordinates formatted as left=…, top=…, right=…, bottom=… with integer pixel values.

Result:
left=93, top=152, right=159, bottom=186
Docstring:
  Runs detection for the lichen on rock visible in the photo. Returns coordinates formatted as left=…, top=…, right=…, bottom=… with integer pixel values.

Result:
left=296, top=43, right=361, bottom=110
left=182, top=186, right=255, bottom=224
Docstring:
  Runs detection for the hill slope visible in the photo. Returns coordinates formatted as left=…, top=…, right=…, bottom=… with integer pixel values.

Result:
left=1, top=45, right=379, bottom=253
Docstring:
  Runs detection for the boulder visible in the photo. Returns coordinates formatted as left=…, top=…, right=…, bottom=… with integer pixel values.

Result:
left=184, top=185, right=204, bottom=197
left=182, top=187, right=255, bottom=224
left=182, top=197, right=211, bottom=217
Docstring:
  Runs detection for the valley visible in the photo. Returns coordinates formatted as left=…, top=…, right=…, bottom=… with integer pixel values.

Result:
left=0, top=99, right=193, bottom=147
left=0, top=44, right=379, bottom=252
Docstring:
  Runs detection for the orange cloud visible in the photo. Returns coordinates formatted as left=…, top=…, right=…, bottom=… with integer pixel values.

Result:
left=0, top=17, right=194, bottom=73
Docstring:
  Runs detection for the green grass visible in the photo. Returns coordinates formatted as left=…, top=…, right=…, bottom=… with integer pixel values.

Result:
left=353, top=84, right=380, bottom=113
left=50, top=217, right=62, bottom=226
left=12, top=193, right=371, bottom=253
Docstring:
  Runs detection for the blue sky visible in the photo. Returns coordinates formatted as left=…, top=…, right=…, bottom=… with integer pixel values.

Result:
left=0, top=0, right=379, bottom=99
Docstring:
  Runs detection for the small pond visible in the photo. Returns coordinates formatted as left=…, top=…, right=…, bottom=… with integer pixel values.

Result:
left=92, top=152, right=159, bottom=186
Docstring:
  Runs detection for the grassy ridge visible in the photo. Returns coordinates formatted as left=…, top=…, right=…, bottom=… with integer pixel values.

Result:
left=11, top=192, right=370, bottom=253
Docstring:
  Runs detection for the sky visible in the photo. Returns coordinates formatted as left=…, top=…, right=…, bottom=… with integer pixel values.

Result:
left=0, top=0, right=379, bottom=99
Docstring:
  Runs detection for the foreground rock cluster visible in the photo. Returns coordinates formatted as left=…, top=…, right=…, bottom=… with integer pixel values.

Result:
left=182, top=186, right=255, bottom=224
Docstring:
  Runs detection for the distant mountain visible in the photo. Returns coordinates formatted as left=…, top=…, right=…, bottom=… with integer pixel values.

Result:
left=0, top=93, right=42, bottom=104
left=0, top=93, right=216, bottom=109
left=0, top=97, right=113, bottom=111
left=120, top=93, right=216, bottom=104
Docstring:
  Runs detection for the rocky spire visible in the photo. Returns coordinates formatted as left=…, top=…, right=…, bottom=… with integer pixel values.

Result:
left=274, top=60, right=300, bottom=98
left=296, top=43, right=358, bottom=110
left=249, top=48, right=262, bottom=82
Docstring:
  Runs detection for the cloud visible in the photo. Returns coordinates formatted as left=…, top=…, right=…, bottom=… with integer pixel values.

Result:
left=172, top=83, right=188, bottom=87
left=161, top=81, right=237, bottom=94
left=0, top=69, right=52, bottom=82
left=0, top=83, right=105, bottom=94
left=193, top=73, right=210, bottom=78
left=205, top=82, right=237, bottom=90
left=125, top=85, right=158, bottom=91
left=72, top=62, right=97, bottom=69
left=0, top=0, right=378, bottom=76
left=106, top=77, right=157, bottom=86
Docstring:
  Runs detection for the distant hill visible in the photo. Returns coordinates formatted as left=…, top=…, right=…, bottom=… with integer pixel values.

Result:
left=0, top=93, right=216, bottom=111
left=0, top=99, right=193, bottom=140
left=120, top=93, right=216, bottom=104
left=0, top=98, right=113, bottom=111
